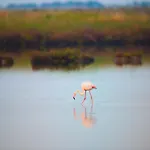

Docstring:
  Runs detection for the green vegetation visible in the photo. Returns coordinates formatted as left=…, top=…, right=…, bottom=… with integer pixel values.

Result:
left=0, top=9, right=150, bottom=50
left=0, top=9, right=150, bottom=33
left=31, top=48, right=94, bottom=70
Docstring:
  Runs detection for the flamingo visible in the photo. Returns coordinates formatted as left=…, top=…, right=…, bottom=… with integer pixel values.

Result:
left=73, top=81, right=97, bottom=104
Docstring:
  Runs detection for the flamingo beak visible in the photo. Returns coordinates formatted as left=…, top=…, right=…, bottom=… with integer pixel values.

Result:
left=73, top=97, right=75, bottom=100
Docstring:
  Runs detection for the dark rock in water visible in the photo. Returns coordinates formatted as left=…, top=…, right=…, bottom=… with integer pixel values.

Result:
left=0, top=57, right=14, bottom=68
left=130, top=55, right=142, bottom=65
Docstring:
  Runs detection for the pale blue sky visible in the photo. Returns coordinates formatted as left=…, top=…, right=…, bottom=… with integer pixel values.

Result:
left=0, top=0, right=150, bottom=6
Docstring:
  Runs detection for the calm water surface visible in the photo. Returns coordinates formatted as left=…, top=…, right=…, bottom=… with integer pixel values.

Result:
left=0, top=65, right=150, bottom=150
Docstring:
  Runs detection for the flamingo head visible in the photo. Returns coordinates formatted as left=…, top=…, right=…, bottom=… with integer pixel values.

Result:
left=92, top=85, right=97, bottom=89
left=73, top=93, right=76, bottom=100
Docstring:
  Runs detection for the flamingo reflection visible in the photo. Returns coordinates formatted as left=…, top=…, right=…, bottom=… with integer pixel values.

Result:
left=73, top=104, right=96, bottom=128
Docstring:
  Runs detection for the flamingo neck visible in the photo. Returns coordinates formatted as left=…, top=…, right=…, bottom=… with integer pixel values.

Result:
left=75, top=89, right=85, bottom=96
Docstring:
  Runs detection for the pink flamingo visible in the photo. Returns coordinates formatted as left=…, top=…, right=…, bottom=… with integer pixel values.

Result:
left=73, top=81, right=97, bottom=104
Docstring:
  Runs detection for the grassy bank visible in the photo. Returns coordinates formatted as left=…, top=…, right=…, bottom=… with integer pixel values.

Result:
left=0, top=9, right=150, bottom=51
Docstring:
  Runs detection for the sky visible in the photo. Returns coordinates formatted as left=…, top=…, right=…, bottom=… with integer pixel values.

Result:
left=0, top=0, right=150, bottom=6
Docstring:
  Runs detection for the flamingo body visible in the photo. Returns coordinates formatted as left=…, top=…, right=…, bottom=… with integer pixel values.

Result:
left=81, top=81, right=96, bottom=91
left=73, top=81, right=97, bottom=104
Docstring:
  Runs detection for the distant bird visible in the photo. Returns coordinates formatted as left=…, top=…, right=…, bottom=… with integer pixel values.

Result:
left=73, top=81, right=97, bottom=104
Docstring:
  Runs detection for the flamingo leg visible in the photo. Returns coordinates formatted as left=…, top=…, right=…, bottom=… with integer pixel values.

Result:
left=89, top=90, right=93, bottom=104
left=81, top=91, right=86, bottom=104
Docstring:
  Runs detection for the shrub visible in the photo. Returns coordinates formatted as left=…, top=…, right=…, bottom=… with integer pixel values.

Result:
left=0, top=56, right=14, bottom=68
left=31, top=48, right=94, bottom=70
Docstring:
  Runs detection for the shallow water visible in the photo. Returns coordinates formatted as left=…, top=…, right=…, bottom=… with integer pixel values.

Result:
left=0, top=65, right=150, bottom=150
